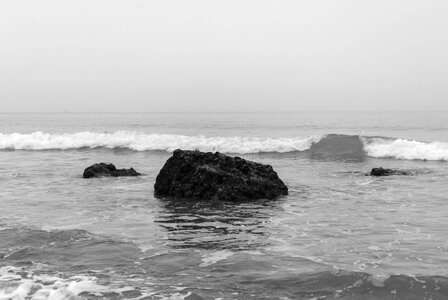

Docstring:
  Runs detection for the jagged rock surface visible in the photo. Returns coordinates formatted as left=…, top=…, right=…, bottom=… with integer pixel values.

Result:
left=370, top=167, right=409, bottom=176
left=83, top=163, right=141, bottom=178
left=154, top=149, right=288, bottom=201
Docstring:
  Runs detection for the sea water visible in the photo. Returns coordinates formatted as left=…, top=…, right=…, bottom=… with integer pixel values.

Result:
left=0, top=111, right=447, bottom=299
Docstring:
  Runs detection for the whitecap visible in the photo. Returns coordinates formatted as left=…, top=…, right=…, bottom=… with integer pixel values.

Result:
left=362, top=137, right=448, bottom=161
left=0, top=131, right=321, bottom=154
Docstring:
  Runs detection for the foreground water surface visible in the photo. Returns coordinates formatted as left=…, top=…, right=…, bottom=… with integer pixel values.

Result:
left=0, top=112, right=447, bottom=299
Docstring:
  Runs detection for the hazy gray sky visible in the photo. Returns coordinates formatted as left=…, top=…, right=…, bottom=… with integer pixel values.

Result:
left=1, top=0, right=447, bottom=112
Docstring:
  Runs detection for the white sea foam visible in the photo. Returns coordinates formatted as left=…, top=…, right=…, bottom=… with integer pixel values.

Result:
left=0, top=131, right=320, bottom=154
left=362, top=137, right=448, bottom=161
left=199, top=250, right=234, bottom=267
left=367, top=274, right=391, bottom=287
left=3, top=132, right=448, bottom=160
left=0, top=266, right=133, bottom=300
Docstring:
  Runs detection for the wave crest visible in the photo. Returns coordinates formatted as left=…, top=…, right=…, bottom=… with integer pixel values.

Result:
left=0, top=131, right=320, bottom=154
left=2, top=132, right=448, bottom=161
left=362, top=137, right=448, bottom=161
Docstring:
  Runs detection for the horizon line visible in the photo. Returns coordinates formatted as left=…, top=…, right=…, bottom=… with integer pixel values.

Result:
left=1, top=110, right=447, bottom=114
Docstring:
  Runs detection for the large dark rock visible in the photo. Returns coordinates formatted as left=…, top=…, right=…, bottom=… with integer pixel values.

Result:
left=154, top=149, right=288, bottom=201
left=370, top=167, right=409, bottom=176
left=83, top=163, right=141, bottom=178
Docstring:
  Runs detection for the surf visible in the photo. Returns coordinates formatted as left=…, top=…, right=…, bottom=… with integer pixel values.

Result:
left=1, top=131, right=448, bottom=161
left=0, top=131, right=320, bottom=154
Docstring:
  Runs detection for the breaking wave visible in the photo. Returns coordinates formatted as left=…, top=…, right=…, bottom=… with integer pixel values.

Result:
left=362, top=136, right=448, bottom=161
left=1, top=131, right=448, bottom=160
left=0, top=131, right=320, bottom=154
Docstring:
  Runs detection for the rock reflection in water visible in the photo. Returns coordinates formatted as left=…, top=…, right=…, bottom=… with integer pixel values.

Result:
left=155, top=199, right=280, bottom=250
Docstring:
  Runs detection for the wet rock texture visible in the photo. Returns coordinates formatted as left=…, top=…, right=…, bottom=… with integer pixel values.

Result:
left=370, top=167, right=409, bottom=176
left=83, top=163, right=141, bottom=178
left=154, top=149, right=288, bottom=201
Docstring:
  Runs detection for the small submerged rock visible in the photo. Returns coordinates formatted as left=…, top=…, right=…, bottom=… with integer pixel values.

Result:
left=370, top=167, right=410, bottom=176
left=83, top=163, right=141, bottom=178
left=154, top=149, right=288, bottom=201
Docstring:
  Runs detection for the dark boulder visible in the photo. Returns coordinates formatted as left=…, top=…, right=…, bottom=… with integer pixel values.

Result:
left=83, top=163, right=141, bottom=178
left=370, top=167, right=409, bottom=176
left=154, top=149, right=288, bottom=201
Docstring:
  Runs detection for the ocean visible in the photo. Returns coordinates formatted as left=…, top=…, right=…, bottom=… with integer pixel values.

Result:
left=0, top=111, right=447, bottom=300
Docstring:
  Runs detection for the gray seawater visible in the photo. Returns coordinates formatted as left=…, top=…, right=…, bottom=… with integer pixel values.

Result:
left=0, top=112, right=448, bottom=299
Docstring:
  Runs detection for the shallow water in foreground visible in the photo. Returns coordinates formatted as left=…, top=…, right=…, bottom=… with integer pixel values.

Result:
left=0, top=112, right=448, bottom=299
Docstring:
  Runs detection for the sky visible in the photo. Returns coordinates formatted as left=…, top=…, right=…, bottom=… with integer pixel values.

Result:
left=1, top=0, right=447, bottom=112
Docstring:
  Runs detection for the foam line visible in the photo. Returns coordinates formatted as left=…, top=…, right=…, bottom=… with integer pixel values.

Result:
left=2, top=132, right=448, bottom=160
left=362, top=137, right=448, bottom=161
left=0, top=131, right=320, bottom=154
